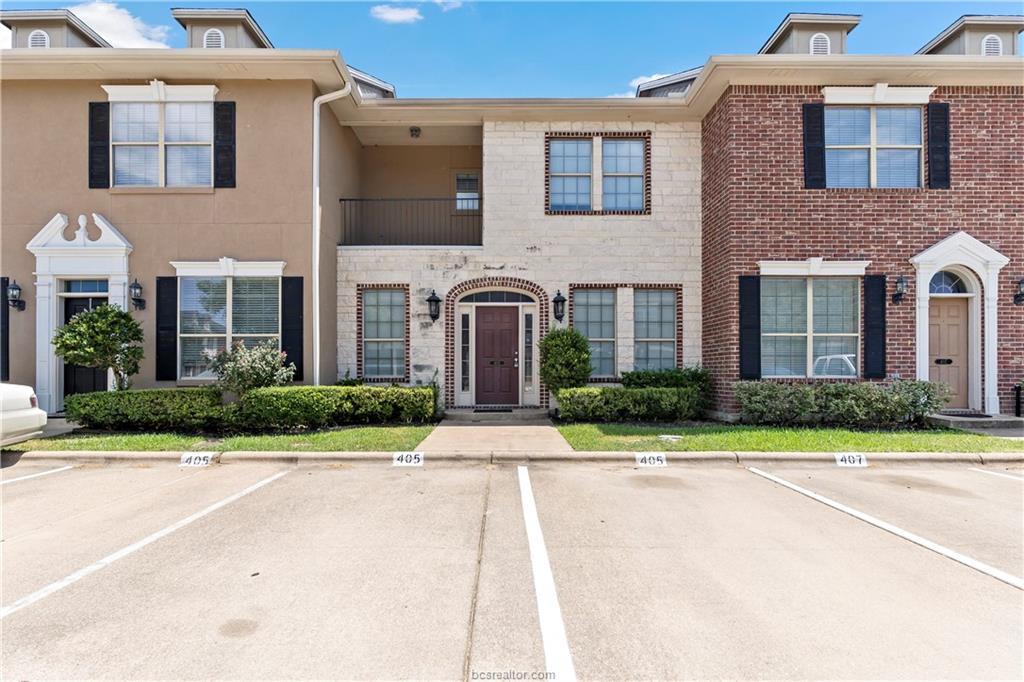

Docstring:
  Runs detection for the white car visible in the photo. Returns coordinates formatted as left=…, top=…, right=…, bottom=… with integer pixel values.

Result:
left=1, top=383, right=47, bottom=448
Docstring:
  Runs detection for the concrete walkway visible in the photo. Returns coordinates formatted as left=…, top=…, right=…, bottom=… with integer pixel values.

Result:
left=416, top=418, right=573, bottom=453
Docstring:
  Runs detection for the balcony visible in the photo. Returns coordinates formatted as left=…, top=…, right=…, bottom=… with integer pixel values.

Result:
left=340, top=198, right=483, bottom=247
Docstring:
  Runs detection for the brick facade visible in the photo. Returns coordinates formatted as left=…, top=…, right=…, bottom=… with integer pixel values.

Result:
left=702, top=85, right=1024, bottom=415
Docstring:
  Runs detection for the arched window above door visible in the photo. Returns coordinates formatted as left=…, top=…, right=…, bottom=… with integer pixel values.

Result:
left=929, top=270, right=967, bottom=294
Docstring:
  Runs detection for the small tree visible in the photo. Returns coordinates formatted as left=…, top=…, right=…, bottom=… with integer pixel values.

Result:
left=539, top=327, right=592, bottom=394
left=52, top=304, right=144, bottom=390
left=210, top=340, right=296, bottom=395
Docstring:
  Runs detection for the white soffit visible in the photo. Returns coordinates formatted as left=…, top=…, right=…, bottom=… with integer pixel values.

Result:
left=170, top=257, right=286, bottom=277
left=822, top=84, right=936, bottom=105
left=758, top=258, right=872, bottom=276
left=102, top=80, right=219, bottom=102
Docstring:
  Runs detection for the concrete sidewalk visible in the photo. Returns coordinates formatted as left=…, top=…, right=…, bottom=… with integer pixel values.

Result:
left=416, top=418, right=574, bottom=453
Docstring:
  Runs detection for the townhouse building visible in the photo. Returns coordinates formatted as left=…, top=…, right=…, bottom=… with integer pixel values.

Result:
left=1, top=8, right=1021, bottom=418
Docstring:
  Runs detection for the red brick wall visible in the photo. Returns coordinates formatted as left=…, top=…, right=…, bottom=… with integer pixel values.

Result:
left=702, top=85, right=1024, bottom=415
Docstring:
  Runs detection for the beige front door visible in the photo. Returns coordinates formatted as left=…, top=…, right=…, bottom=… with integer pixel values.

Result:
left=929, top=297, right=970, bottom=409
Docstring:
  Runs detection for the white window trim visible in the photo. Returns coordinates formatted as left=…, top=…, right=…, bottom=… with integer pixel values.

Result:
left=171, top=258, right=285, bottom=278
left=981, top=34, right=1003, bottom=56
left=27, top=29, right=50, bottom=48
left=601, top=138, right=646, bottom=212
left=203, top=27, right=225, bottom=49
left=809, top=32, right=831, bottom=55
left=823, top=105, right=924, bottom=188
left=822, top=84, right=935, bottom=105
left=102, top=81, right=219, bottom=103
left=761, top=277, right=861, bottom=380
left=758, top=258, right=871, bottom=277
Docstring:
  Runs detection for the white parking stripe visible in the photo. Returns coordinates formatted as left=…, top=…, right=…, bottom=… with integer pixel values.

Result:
left=0, top=470, right=289, bottom=620
left=0, top=465, right=74, bottom=485
left=968, top=467, right=1024, bottom=482
left=517, top=465, right=576, bottom=682
left=747, top=467, right=1024, bottom=591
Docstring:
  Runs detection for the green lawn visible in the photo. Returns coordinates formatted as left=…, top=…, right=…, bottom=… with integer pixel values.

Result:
left=5, top=425, right=435, bottom=453
left=557, top=423, right=1024, bottom=452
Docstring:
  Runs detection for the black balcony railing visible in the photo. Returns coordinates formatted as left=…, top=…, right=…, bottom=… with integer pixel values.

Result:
left=340, top=198, right=483, bottom=246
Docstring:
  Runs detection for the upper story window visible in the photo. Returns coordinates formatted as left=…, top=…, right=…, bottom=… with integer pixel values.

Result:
left=572, top=288, right=616, bottom=377
left=602, top=139, right=645, bottom=211
left=455, top=172, right=480, bottom=211
left=809, top=32, right=831, bottom=55
left=203, top=28, right=225, bottom=48
left=548, top=139, right=593, bottom=211
left=111, top=102, right=213, bottom=187
left=981, top=34, right=1003, bottom=56
left=824, top=106, right=922, bottom=189
left=28, top=29, right=50, bottom=48
left=546, top=132, right=651, bottom=214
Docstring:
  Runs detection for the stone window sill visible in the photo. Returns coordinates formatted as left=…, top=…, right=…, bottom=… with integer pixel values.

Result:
left=110, top=186, right=215, bottom=195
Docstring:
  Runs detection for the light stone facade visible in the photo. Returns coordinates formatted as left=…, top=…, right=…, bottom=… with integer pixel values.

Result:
left=337, top=120, right=702, bottom=405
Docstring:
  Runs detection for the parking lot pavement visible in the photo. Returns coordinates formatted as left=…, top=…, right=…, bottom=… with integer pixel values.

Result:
left=1, top=461, right=1021, bottom=680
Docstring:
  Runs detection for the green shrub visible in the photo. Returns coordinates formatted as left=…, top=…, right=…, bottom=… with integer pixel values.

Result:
left=734, top=380, right=949, bottom=427
left=539, top=327, right=592, bottom=394
left=210, top=340, right=295, bottom=395
left=64, top=388, right=223, bottom=431
left=231, top=385, right=435, bottom=430
left=621, top=367, right=710, bottom=390
left=52, top=304, right=144, bottom=390
left=557, top=386, right=703, bottom=423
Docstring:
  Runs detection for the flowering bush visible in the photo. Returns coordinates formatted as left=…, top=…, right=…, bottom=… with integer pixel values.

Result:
left=210, top=341, right=296, bottom=395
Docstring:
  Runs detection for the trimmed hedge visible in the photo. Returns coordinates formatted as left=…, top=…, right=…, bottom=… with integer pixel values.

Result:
left=64, top=388, right=223, bottom=431
left=557, top=386, right=703, bottom=423
left=734, top=380, right=949, bottom=427
left=231, top=385, right=435, bottom=430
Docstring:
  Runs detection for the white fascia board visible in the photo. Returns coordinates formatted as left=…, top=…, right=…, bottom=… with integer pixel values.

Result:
left=822, top=85, right=936, bottom=105
left=102, top=81, right=218, bottom=102
left=758, top=258, right=872, bottom=276
left=171, top=258, right=286, bottom=277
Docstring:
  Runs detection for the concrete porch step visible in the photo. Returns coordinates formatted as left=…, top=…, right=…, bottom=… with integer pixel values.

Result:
left=442, top=408, right=551, bottom=424
left=927, top=412, right=1024, bottom=434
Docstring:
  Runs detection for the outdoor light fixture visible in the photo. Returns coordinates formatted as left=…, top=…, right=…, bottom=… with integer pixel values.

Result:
left=426, top=290, right=441, bottom=321
left=6, top=279, right=25, bottom=311
left=552, top=290, right=566, bottom=322
left=129, top=278, right=146, bottom=310
left=409, top=126, right=421, bottom=139
left=1015, top=278, right=1024, bottom=306
left=892, top=276, right=907, bottom=304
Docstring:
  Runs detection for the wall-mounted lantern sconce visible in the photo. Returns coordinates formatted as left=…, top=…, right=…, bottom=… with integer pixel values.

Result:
left=129, top=278, right=146, bottom=310
left=426, top=290, right=441, bottom=321
left=1014, top=278, right=1024, bottom=306
left=892, top=276, right=907, bottom=304
left=409, top=126, right=421, bottom=139
left=552, top=290, right=566, bottom=322
left=6, top=279, right=25, bottom=311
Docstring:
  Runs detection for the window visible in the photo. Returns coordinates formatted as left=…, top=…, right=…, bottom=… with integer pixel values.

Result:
left=573, top=289, right=615, bottom=377
left=28, top=29, right=50, bottom=48
left=809, top=32, right=831, bottom=55
left=63, top=279, right=108, bottom=293
left=824, top=107, right=922, bottom=189
left=761, top=277, right=859, bottom=378
left=362, top=289, right=406, bottom=378
left=111, top=102, right=213, bottom=187
left=455, top=172, right=480, bottom=211
left=602, top=139, right=645, bottom=210
left=930, top=270, right=967, bottom=294
left=524, top=313, right=534, bottom=390
left=460, top=313, right=470, bottom=391
left=203, top=28, right=225, bottom=48
left=981, top=34, right=1003, bottom=56
left=548, top=139, right=592, bottom=211
left=178, top=276, right=279, bottom=379
left=634, top=289, right=676, bottom=370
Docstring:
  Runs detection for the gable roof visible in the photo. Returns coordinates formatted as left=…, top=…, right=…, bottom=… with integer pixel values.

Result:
left=170, top=7, right=273, bottom=48
left=916, top=14, right=1024, bottom=54
left=759, top=12, right=861, bottom=54
left=635, top=67, right=703, bottom=97
left=0, top=8, right=112, bottom=47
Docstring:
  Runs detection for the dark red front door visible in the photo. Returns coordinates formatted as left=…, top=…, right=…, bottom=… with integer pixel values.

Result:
left=475, top=306, right=518, bottom=404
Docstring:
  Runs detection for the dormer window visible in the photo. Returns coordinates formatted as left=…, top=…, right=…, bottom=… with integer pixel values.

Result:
left=27, top=29, right=50, bottom=48
left=982, top=34, right=1003, bottom=56
left=203, top=28, right=225, bottom=49
left=809, top=32, right=831, bottom=55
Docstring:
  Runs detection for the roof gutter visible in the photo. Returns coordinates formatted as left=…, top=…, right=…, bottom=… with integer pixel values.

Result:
left=311, top=82, right=352, bottom=385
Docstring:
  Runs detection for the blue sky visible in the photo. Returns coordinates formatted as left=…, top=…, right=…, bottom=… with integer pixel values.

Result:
left=3, top=1, right=1022, bottom=97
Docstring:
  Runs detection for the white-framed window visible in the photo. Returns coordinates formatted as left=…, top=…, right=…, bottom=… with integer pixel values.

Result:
left=27, top=29, right=50, bottom=48
left=362, top=289, right=406, bottom=378
left=203, top=28, right=225, bottom=49
left=809, top=32, right=831, bottom=55
left=824, top=106, right=922, bottom=189
left=634, top=289, right=676, bottom=370
left=455, top=172, right=480, bottom=211
left=761, top=277, right=860, bottom=378
left=602, top=139, right=645, bottom=210
left=573, top=289, right=615, bottom=377
left=178, top=276, right=280, bottom=379
left=111, top=101, right=213, bottom=187
left=981, top=34, right=1003, bottom=56
left=548, top=139, right=593, bottom=211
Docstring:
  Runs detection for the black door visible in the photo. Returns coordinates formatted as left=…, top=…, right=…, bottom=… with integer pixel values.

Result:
left=63, top=297, right=108, bottom=397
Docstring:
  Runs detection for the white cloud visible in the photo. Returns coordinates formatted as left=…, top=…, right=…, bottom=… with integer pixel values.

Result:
left=607, top=73, right=671, bottom=98
left=370, top=5, right=424, bottom=24
left=69, top=0, right=170, bottom=48
left=434, top=0, right=463, bottom=10
left=0, top=24, right=11, bottom=49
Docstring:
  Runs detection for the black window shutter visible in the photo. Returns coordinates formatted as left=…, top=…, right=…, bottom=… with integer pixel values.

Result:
left=927, top=102, right=950, bottom=189
left=802, top=103, right=826, bottom=189
left=88, top=102, right=110, bottom=189
left=214, top=101, right=236, bottom=188
left=1, top=277, right=9, bottom=382
left=155, top=277, right=177, bottom=381
left=863, top=275, right=887, bottom=379
left=281, top=277, right=303, bottom=381
left=738, top=276, right=761, bottom=380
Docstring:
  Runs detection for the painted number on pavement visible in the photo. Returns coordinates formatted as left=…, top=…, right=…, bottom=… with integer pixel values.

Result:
left=635, top=453, right=667, bottom=467
left=393, top=452, right=424, bottom=467
left=835, top=453, right=868, bottom=467
left=180, top=452, right=213, bottom=467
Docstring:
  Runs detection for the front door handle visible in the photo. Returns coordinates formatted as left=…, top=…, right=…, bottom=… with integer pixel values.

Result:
left=935, top=358, right=953, bottom=365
